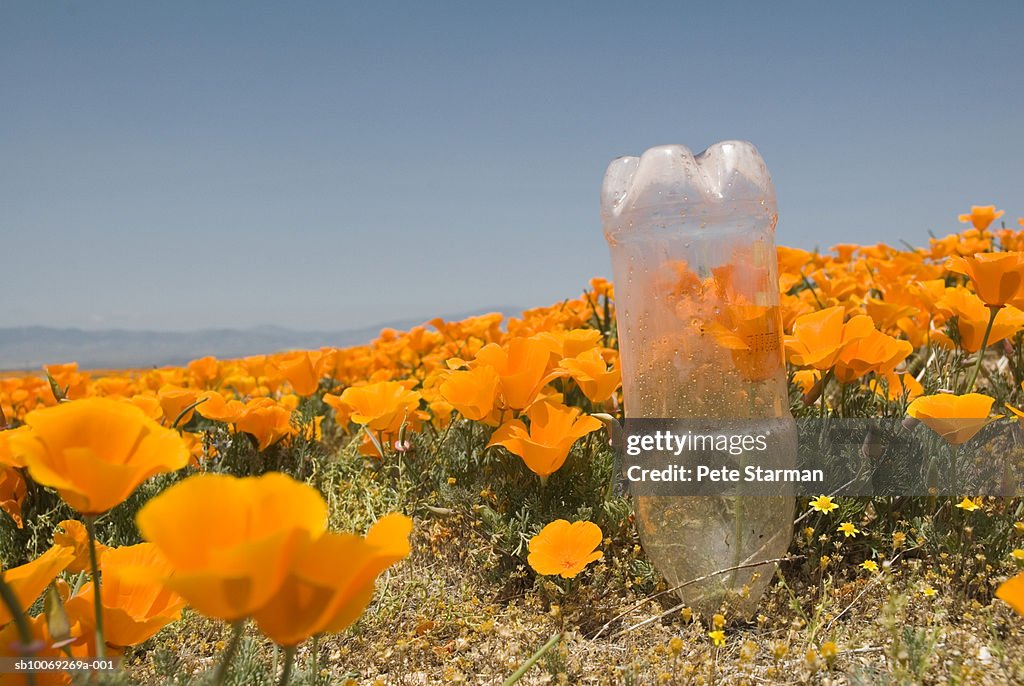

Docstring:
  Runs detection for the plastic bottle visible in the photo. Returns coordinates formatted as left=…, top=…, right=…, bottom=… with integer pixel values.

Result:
left=601, top=141, right=795, bottom=617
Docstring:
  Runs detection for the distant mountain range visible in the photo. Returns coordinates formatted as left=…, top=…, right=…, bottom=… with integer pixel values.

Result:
left=0, top=308, right=516, bottom=371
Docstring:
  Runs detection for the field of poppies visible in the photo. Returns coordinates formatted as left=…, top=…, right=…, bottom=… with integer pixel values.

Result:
left=3, top=206, right=1024, bottom=684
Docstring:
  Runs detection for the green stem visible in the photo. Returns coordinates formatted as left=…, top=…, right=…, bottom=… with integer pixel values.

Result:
left=950, top=444, right=961, bottom=494
left=965, top=306, right=1000, bottom=393
left=501, top=632, right=563, bottom=686
left=278, top=646, right=297, bottom=686
left=83, top=516, right=105, bottom=661
left=0, top=576, right=37, bottom=686
left=311, top=634, right=319, bottom=683
left=212, top=621, right=246, bottom=686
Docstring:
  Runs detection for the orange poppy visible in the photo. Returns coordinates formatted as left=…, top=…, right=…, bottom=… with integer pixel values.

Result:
left=785, top=307, right=874, bottom=370
left=0, top=427, right=29, bottom=468
left=194, top=391, right=246, bottom=423
left=439, top=366, right=501, bottom=422
left=136, top=472, right=329, bottom=622
left=906, top=393, right=997, bottom=445
left=706, top=304, right=784, bottom=382
left=9, top=398, right=190, bottom=514
left=157, top=385, right=199, bottom=427
left=958, top=205, right=1005, bottom=231
left=187, top=355, right=221, bottom=389
left=997, top=571, right=1024, bottom=616
left=54, top=519, right=110, bottom=574
left=535, top=329, right=603, bottom=360
left=475, top=338, right=560, bottom=411
left=322, top=392, right=352, bottom=428
left=868, top=372, right=924, bottom=402
left=234, top=398, right=294, bottom=451
left=936, top=288, right=1024, bottom=352
left=834, top=329, right=913, bottom=384
left=64, top=543, right=186, bottom=650
left=251, top=513, right=412, bottom=646
left=558, top=348, right=622, bottom=403
left=0, top=544, right=75, bottom=626
left=339, top=381, right=422, bottom=434
left=527, top=519, right=603, bottom=578
left=0, top=464, right=26, bottom=528
left=946, top=252, right=1024, bottom=308
left=487, top=402, right=602, bottom=481
left=267, top=351, right=321, bottom=398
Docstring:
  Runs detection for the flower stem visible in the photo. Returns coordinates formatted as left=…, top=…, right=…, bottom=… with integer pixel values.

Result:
left=278, top=646, right=297, bottom=686
left=83, top=516, right=106, bottom=661
left=212, top=620, right=246, bottom=686
left=0, top=576, right=37, bottom=686
left=311, top=634, right=319, bottom=684
left=501, top=632, right=563, bottom=686
left=965, top=306, right=1000, bottom=393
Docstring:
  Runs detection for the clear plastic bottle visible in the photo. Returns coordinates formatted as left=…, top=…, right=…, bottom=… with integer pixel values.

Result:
left=601, top=141, right=795, bottom=617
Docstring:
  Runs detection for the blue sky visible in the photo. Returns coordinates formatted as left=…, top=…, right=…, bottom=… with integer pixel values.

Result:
left=3, top=2, right=1022, bottom=331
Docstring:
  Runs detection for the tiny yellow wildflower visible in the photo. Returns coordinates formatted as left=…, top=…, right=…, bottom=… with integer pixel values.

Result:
left=955, top=497, right=981, bottom=512
left=819, top=641, right=838, bottom=665
left=712, top=613, right=725, bottom=629
left=892, top=531, right=906, bottom=549
left=1011, top=549, right=1024, bottom=561
left=708, top=630, right=726, bottom=647
left=860, top=560, right=879, bottom=573
left=837, top=522, right=860, bottom=537
left=809, top=495, right=838, bottom=513
left=1014, top=522, right=1024, bottom=534
left=668, top=636, right=684, bottom=656
left=922, top=587, right=937, bottom=597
